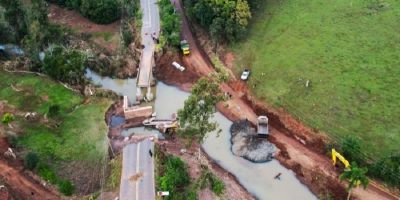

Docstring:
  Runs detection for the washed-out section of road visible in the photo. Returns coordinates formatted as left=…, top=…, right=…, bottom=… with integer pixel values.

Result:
left=119, top=139, right=155, bottom=200
left=86, top=69, right=317, bottom=199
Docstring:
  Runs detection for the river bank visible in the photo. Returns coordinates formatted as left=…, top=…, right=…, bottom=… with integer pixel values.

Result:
left=87, top=64, right=316, bottom=199
left=154, top=48, right=397, bottom=199
left=99, top=81, right=257, bottom=199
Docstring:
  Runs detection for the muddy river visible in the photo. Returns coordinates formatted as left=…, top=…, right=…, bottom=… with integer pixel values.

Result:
left=85, top=69, right=316, bottom=200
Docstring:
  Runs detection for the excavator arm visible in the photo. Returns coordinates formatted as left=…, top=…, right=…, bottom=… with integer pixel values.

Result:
left=332, top=148, right=350, bottom=168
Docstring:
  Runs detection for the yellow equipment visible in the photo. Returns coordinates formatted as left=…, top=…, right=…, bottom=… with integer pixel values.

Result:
left=331, top=148, right=350, bottom=168
left=180, top=40, right=190, bottom=55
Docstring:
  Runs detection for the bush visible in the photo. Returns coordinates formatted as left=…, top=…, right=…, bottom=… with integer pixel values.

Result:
left=36, top=162, right=58, bottom=184
left=157, top=155, right=192, bottom=200
left=211, top=178, right=224, bottom=195
left=36, top=162, right=76, bottom=195
left=46, top=0, right=68, bottom=6
left=340, top=135, right=364, bottom=164
left=369, top=153, right=400, bottom=186
left=195, top=166, right=225, bottom=195
left=184, top=0, right=251, bottom=43
left=2, top=113, right=14, bottom=124
left=158, top=0, right=181, bottom=47
left=159, top=156, right=190, bottom=191
left=24, top=152, right=39, bottom=170
left=48, top=104, right=60, bottom=117
left=121, top=21, right=133, bottom=47
left=0, top=21, right=16, bottom=43
left=80, top=0, right=121, bottom=24
left=58, top=180, right=74, bottom=196
left=43, top=45, right=86, bottom=85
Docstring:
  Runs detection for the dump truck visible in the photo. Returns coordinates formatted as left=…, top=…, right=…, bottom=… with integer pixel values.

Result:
left=257, top=116, right=269, bottom=138
left=180, top=40, right=190, bottom=55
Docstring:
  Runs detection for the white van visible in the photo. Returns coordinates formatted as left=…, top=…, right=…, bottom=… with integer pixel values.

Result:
left=172, top=61, right=185, bottom=72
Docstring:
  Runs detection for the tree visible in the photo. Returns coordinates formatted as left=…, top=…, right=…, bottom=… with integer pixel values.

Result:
left=193, top=0, right=214, bottom=27
left=43, top=45, right=87, bottom=84
left=340, top=163, right=369, bottom=200
left=24, top=0, right=55, bottom=69
left=159, top=0, right=181, bottom=47
left=235, top=0, right=251, bottom=27
left=158, top=156, right=190, bottom=200
left=186, top=0, right=251, bottom=43
left=210, top=17, right=225, bottom=43
left=121, top=20, right=133, bottom=47
left=24, top=152, right=39, bottom=170
left=80, top=0, right=121, bottom=24
left=24, top=20, right=42, bottom=69
left=65, top=0, right=81, bottom=10
left=0, top=0, right=28, bottom=42
left=0, top=20, right=16, bottom=43
left=30, top=0, right=49, bottom=26
left=178, top=73, right=226, bottom=143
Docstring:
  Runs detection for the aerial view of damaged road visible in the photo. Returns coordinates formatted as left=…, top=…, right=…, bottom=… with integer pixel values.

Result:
left=1, top=0, right=400, bottom=199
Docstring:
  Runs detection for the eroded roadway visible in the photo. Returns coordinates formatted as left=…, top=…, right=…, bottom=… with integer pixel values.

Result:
left=119, top=138, right=155, bottom=200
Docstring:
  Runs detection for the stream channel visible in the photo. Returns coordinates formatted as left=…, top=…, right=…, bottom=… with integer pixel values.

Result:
left=86, top=69, right=316, bottom=200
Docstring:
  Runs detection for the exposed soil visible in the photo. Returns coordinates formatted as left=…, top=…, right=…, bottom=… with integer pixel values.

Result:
left=49, top=5, right=120, bottom=34
left=105, top=100, right=152, bottom=155
left=0, top=138, right=60, bottom=200
left=223, top=52, right=235, bottom=69
left=156, top=0, right=400, bottom=199
left=48, top=4, right=120, bottom=52
left=154, top=50, right=199, bottom=91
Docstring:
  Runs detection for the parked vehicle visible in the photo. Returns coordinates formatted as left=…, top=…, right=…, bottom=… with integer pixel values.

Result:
left=180, top=40, right=190, bottom=55
left=172, top=61, right=185, bottom=71
left=241, top=69, right=250, bottom=80
left=257, top=116, right=269, bottom=138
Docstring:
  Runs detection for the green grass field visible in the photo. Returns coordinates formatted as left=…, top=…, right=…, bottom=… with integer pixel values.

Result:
left=0, top=72, right=82, bottom=114
left=0, top=71, right=112, bottom=193
left=18, top=98, right=111, bottom=163
left=232, top=0, right=400, bottom=157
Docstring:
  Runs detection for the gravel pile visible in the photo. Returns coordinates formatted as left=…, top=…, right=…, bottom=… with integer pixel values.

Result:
left=230, top=120, right=276, bottom=163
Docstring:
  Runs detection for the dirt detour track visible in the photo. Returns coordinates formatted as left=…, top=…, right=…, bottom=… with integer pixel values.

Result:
left=156, top=0, right=399, bottom=199
left=0, top=139, right=59, bottom=200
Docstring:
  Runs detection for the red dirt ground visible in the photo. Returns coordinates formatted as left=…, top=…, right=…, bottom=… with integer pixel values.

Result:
left=48, top=4, right=120, bottom=34
left=48, top=4, right=120, bottom=52
left=155, top=0, right=400, bottom=199
left=0, top=138, right=60, bottom=200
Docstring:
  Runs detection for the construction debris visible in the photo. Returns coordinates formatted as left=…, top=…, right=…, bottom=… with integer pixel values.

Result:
left=4, top=148, right=16, bottom=160
left=230, top=120, right=276, bottom=163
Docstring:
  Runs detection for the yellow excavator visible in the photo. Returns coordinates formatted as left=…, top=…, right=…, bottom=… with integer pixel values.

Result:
left=331, top=148, right=350, bottom=168
left=332, top=148, right=362, bottom=186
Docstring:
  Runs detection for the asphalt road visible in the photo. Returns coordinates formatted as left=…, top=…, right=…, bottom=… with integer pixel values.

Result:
left=119, top=139, right=155, bottom=200
left=137, top=0, right=160, bottom=87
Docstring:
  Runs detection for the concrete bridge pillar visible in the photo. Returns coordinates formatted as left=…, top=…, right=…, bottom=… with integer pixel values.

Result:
left=146, top=86, right=154, bottom=101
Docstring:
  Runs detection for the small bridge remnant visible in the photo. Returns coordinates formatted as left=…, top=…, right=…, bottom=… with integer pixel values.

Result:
left=143, top=114, right=179, bottom=133
left=123, top=96, right=153, bottom=120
